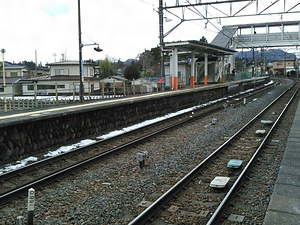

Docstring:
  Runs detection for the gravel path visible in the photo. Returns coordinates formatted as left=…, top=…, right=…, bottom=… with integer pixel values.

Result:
left=0, top=81, right=294, bottom=225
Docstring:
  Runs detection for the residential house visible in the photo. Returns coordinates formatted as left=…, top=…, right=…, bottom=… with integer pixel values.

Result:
left=0, top=61, right=29, bottom=77
left=100, top=75, right=128, bottom=94
left=20, top=60, right=100, bottom=95
left=0, top=62, right=30, bottom=97
left=131, top=77, right=157, bottom=93
left=272, top=58, right=296, bottom=76
left=28, top=65, right=50, bottom=77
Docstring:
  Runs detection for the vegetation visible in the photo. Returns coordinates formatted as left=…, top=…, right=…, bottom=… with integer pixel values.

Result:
left=136, top=47, right=160, bottom=77
left=124, top=61, right=140, bottom=80
left=199, top=36, right=208, bottom=43
left=98, top=57, right=114, bottom=79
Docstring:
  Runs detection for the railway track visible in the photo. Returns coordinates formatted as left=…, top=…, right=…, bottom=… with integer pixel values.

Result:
left=128, top=81, right=299, bottom=225
left=0, top=81, right=278, bottom=207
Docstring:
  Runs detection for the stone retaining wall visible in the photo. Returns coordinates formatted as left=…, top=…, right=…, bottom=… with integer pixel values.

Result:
left=0, top=78, right=269, bottom=165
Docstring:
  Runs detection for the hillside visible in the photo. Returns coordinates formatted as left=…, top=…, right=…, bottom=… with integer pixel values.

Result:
left=234, top=49, right=296, bottom=63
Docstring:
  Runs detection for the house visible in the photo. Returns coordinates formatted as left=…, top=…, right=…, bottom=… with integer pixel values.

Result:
left=0, top=62, right=29, bottom=97
left=131, top=77, right=158, bottom=93
left=19, top=60, right=100, bottom=96
left=272, top=58, right=296, bottom=76
left=0, top=60, right=101, bottom=96
left=99, top=75, right=128, bottom=94
left=48, top=60, right=95, bottom=77
left=28, top=65, right=50, bottom=77
left=0, top=61, right=29, bottom=77
left=0, top=77, right=23, bottom=96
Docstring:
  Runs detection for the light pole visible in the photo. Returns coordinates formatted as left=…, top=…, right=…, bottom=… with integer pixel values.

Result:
left=78, top=0, right=102, bottom=103
left=158, top=0, right=164, bottom=91
left=1, top=48, right=7, bottom=112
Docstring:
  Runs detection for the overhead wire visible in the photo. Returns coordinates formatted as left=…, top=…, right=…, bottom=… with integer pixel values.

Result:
left=184, top=0, right=252, bottom=49
left=258, top=0, right=297, bottom=48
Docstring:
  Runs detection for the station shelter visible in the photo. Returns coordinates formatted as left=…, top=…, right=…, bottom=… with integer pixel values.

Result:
left=163, top=40, right=236, bottom=90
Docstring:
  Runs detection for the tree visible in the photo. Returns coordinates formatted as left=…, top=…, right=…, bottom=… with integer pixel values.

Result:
left=124, top=61, right=140, bottom=80
left=98, top=57, right=114, bottom=79
left=18, top=61, right=36, bottom=69
left=137, top=47, right=160, bottom=77
left=199, top=36, right=208, bottom=43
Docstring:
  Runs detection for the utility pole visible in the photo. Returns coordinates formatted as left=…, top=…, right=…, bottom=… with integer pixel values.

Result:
left=159, top=0, right=164, bottom=90
left=78, top=0, right=84, bottom=103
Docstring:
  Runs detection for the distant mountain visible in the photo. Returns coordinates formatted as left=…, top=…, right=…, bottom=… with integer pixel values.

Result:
left=234, top=49, right=296, bottom=64
left=124, top=58, right=136, bottom=66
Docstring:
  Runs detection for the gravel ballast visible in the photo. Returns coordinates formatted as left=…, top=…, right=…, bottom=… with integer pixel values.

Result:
left=0, top=81, right=295, bottom=225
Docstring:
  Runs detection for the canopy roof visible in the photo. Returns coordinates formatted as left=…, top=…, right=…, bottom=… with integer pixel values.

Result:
left=163, top=40, right=236, bottom=56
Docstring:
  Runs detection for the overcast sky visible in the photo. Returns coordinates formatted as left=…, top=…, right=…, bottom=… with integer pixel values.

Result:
left=1, top=0, right=299, bottom=65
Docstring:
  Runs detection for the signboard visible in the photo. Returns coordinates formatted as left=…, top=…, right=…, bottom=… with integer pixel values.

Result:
left=157, top=78, right=164, bottom=84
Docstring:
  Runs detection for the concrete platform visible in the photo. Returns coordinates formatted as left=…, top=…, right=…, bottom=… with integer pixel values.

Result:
left=263, top=99, right=300, bottom=225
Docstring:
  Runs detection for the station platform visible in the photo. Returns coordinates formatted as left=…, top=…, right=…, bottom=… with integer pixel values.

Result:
left=263, top=98, right=300, bottom=225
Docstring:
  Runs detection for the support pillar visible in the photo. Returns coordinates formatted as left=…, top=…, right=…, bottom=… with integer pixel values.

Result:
left=172, top=47, right=178, bottom=90
left=191, top=53, right=195, bottom=88
left=170, top=53, right=173, bottom=89
left=222, top=55, right=225, bottom=83
left=204, top=54, right=208, bottom=86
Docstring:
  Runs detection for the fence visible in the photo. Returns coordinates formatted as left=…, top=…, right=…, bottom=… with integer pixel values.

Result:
left=0, top=94, right=125, bottom=112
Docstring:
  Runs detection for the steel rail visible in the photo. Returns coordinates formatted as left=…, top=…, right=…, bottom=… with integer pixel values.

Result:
left=128, top=81, right=295, bottom=225
left=0, top=82, right=274, bottom=182
left=0, top=81, right=278, bottom=206
left=206, top=83, right=300, bottom=224
left=0, top=90, right=246, bottom=205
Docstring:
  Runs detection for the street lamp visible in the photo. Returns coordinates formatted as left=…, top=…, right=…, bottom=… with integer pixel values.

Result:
left=78, top=0, right=102, bottom=103
left=1, top=48, right=7, bottom=112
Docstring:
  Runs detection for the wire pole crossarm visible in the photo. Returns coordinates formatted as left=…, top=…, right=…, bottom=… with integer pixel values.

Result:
left=163, top=0, right=253, bottom=9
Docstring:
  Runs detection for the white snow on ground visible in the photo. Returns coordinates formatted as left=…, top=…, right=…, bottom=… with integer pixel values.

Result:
left=0, top=156, right=38, bottom=174
left=0, top=104, right=203, bottom=175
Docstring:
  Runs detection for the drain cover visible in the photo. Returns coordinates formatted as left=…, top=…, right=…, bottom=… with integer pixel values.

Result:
left=167, top=205, right=179, bottom=212
left=228, top=214, right=245, bottom=222
left=261, top=120, right=273, bottom=125
left=210, top=176, right=230, bottom=188
left=227, top=159, right=243, bottom=168
left=255, top=130, right=266, bottom=135
left=138, top=200, right=152, bottom=208
left=199, top=211, right=210, bottom=217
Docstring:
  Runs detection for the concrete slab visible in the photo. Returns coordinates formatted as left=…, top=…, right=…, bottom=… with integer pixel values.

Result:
left=286, top=137, right=300, bottom=143
left=276, top=173, right=300, bottom=186
left=273, top=183, right=300, bottom=199
left=266, top=194, right=300, bottom=215
left=288, top=128, right=300, bottom=134
left=263, top=210, right=300, bottom=225
left=263, top=99, right=300, bottom=225
left=281, top=155, right=300, bottom=167
left=285, top=141, right=300, bottom=152
left=278, top=165, right=300, bottom=176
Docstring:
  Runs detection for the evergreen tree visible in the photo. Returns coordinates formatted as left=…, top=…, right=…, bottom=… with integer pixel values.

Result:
left=199, top=36, right=208, bottom=43
left=124, top=61, right=140, bottom=80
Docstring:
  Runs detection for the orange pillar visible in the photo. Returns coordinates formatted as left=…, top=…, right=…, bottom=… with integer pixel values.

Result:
left=173, top=47, right=178, bottom=90
left=174, top=76, right=178, bottom=90
left=191, top=76, right=195, bottom=88
left=204, top=53, right=208, bottom=86
left=204, top=76, right=208, bottom=85
left=191, top=53, right=195, bottom=88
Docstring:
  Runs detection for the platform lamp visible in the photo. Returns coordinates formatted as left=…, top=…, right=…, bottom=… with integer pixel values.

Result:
left=1, top=48, right=7, bottom=112
left=78, top=0, right=102, bottom=103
